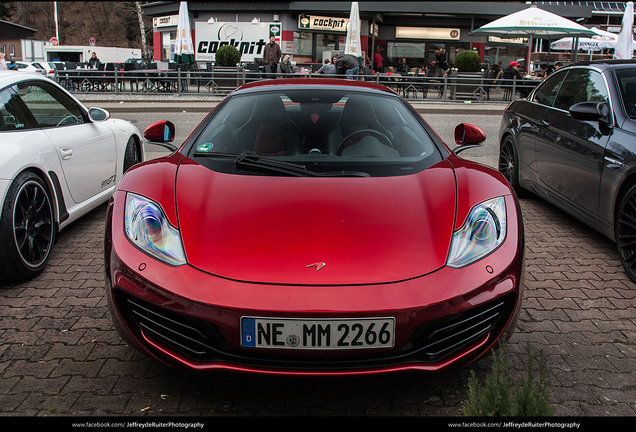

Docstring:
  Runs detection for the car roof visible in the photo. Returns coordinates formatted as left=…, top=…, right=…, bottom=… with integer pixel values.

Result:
left=233, top=77, right=397, bottom=96
left=0, top=70, right=51, bottom=86
left=566, top=59, right=636, bottom=69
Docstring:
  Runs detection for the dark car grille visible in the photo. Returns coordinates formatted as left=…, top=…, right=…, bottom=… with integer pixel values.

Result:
left=115, top=291, right=516, bottom=371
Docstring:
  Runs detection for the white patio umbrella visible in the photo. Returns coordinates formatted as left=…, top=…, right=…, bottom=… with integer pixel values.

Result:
left=551, top=28, right=620, bottom=51
left=470, top=5, right=597, bottom=66
left=614, top=1, right=634, bottom=59
left=470, top=5, right=597, bottom=39
left=344, top=2, right=362, bottom=58
left=174, top=1, right=195, bottom=65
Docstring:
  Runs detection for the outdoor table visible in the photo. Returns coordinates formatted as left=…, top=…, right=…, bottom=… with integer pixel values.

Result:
left=376, top=72, right=402, bottom=85
left=292, top=69, right=312, bottom=78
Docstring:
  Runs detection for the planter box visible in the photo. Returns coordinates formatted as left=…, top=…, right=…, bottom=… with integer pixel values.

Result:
left=210, top=66, right=243, bottom=93
left=449, top=71, right=486, bottom=101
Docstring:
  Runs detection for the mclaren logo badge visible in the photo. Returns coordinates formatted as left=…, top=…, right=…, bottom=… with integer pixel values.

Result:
left=306, top=262, right=326, bottom=272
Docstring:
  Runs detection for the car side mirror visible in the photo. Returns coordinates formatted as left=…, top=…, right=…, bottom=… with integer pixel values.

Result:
left=453, top=123, right=486, bottom=154
left=569, top=101, right=609, bottom=121
left=144, top=121, right=178, bottom=151
left=88, top=107, right=110, bottom=122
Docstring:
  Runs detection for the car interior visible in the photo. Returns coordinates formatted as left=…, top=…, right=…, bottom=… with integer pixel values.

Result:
left=193, top=90, right=436, bottom=160
left=621, top=81, right=636, bottom=119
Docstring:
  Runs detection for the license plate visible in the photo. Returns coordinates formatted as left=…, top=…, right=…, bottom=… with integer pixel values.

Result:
left=241, top=317, right=395, bottom=350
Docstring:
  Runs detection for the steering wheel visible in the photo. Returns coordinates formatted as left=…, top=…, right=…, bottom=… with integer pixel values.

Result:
left=57, top=115, right=78, bottom=127
left=336, top=129, right=392, bottom=155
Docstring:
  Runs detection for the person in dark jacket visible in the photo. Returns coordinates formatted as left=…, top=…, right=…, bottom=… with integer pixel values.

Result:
left=397, top=57, right=410, bottom=75
left=89, top=52, right=100, bottom=68
left=505, top=61, right=524, bottom=80
left=336, top=54, right=359, bottom=79
left=504, top=61, right=529, bottom=97
left=433, top=48, right=447, bottom=71
left=263, top=35, right=281, bottom=75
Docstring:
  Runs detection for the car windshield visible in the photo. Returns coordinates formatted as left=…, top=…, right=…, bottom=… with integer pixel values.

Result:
left=187, top=88, right=442, bottom=177
left=615, top=68, right=636, bottom=119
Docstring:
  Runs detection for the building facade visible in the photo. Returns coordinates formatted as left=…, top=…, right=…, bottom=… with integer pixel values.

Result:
left=0, top=19, right=37, bottom=61
left=140, top=1, right=633, bottom=70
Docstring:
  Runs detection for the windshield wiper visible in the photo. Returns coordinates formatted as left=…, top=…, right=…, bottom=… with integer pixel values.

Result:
left=234, top=151, right=314, bottom=177
left=233, top=152, right=370, bottom=177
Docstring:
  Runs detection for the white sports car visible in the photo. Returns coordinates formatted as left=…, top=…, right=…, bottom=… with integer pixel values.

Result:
left=0, top=71, right=143, bottom=281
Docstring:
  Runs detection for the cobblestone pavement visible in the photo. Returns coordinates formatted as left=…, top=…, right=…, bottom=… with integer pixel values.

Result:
left=1, top=189, right=635, bottom=417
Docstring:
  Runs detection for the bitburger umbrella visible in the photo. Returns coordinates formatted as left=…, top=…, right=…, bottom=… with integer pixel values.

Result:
left=614, top=1, right=634, bottom=59
left=470, top=5, right=597, bottom=67
left=174, top=1, right=195, bottom=65
left=470, top=5, right=597, bottom=39
left=551, top=28, right=621, bottom=51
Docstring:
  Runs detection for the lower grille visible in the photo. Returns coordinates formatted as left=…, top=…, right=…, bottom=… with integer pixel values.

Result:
left=121, top=294, right=228, bottom=361
left=116, top=291, right=516, bottom=370
left=409, top=299, right=509, bottom=363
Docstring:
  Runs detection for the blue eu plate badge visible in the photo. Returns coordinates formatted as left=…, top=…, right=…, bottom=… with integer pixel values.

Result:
left=242, top=318, right=256, bottom=347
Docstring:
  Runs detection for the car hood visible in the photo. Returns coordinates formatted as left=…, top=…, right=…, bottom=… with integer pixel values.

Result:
left=176, top=158, right=457, bottom=285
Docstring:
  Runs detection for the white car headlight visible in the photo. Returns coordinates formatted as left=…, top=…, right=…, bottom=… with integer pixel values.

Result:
left=446, top=196, right=506, bottom=268
left=124, top=193, right=186, bottom=266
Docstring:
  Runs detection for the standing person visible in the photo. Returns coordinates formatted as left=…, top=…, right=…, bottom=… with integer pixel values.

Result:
left=89, top=52, right=100, bottom=68
left=263, top=35, right=281, bottom=76
left=336, top=54, right=360, bottom=79
left=373, top=46, right=384, bottom=73
left=0, top=53, right=7, bottom=70
left=433, top=47, right=447, bottom=72
left=7, top=58, right=17, bottom=70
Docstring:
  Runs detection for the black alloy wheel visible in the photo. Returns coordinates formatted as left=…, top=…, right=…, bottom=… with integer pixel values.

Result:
left=616, top=184, right=636, bottom=283
left=498, top=136, right=525, bottom=197
left=0, top=172, right=55, bottom=281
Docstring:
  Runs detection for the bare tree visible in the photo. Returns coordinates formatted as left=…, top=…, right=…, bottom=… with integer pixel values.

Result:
left=13, top=1, right=24, bottom=25
left=115, top=2, right=151, bottom=57
left=135, top=1, right=148, bottom=58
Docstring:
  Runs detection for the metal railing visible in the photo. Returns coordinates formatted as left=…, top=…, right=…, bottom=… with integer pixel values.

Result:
left=52, top=68, right=541, bottom=102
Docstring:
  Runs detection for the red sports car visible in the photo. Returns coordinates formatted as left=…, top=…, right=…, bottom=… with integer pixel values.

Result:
left=104, top=78, right=524, bottom=375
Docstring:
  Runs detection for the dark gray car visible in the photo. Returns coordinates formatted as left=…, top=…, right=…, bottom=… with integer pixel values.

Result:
left=498, top=59, right=636, bottom=281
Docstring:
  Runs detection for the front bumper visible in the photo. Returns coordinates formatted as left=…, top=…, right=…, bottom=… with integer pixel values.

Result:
left=104, top=193, right=524, bottom=375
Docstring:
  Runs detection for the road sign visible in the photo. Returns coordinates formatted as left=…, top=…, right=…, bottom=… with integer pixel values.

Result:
left=49, top=37, right=59, bottom=46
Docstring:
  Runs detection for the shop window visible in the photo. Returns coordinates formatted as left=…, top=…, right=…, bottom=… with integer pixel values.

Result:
left=387, top=42, right=425, bottom=67
left=315, top=33, right=337, bottom=62
left=294, top=32, right=313, bottom=58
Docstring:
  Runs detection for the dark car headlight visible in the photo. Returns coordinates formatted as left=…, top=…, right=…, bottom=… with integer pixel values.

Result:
left=124, top=193, right=186, bottom=266
left=446, top=197, right=507, bottom=268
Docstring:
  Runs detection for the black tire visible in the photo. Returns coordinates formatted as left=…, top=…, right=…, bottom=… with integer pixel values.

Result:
left=0, top=171, right=55, bottom=282
left=615, top=184, right=636, bottom=283
left=123, top=136, right=140, bottom=173
left=498, top=136, right=526, bottom=197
